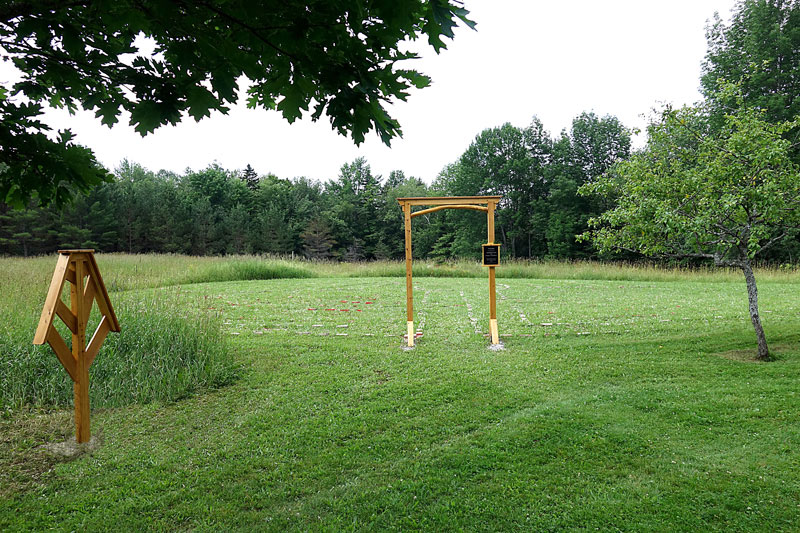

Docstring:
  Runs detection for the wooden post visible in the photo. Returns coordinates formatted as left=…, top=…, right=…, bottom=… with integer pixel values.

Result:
left=72, top=255, right=91, bottom=442
left=487, top=200, right=499, bottom=344
left=34, top=250, right=120, bottom=443
left=403, top=202, right=414, bottom=347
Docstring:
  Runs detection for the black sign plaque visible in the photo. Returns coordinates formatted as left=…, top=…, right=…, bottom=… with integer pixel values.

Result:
left=482, top=244, right=500, bottom=267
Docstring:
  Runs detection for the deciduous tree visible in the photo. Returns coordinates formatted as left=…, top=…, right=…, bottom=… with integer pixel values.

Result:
left=702, top=0, right=800, bottom=127
left=580, top=85, right=800, bottom=360
left=0, top=0, right=474, bottom=207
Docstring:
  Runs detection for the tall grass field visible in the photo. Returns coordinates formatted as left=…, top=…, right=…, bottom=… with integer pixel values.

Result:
left=1, top=254, right=799, bottom=531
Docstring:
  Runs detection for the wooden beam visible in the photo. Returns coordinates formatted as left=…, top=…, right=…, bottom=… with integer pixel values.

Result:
left=85, top=316, right=111, bottom=367
left=72, top=258, right=86, bottom=351
left=487, top=200, right=496, bottom=245
left=72, top=257, right=91, bottom=443
left=65, top=267, right=77, bottom=285
left=397, top=196, right=502, bottom=207
left=488, top=200, right=499, bottom=344
left=489, top=269, right=497, bottom=322
left=33, top=254, right=70, bottom=345
left=83, top=274, right=96, bottom=323
left=85, top=253, right=120, bottom=331
left=410, top=204, right=488, bottom=218
left=55, top=298, right=77, bottom=334
left=47, top=326, right=77, bottom=382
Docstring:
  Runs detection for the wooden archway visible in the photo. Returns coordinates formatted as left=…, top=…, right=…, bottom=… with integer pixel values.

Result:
left=397, top=196, right=502, bottom=347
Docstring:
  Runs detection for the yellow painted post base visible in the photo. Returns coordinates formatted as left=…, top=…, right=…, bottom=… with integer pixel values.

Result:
left=490, top=319, right=499, bottom=345
left=407, top=321, right=415, bottom=347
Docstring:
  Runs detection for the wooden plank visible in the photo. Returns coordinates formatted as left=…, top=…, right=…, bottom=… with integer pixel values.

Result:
left=55, top=298, right=77, bottom=334
left=47, top=326, right=77, bottom=382
left=72, top=258, right=86, bottom=353
left=65, top=267, right=76, bottom=285
left=85, top=253, right=120, bottom=331
left=85, top=316, right=111, bottom=367
left=398, top=196, right=502, bottom=207
left=33, top=254, right=70, bottom=345
left=410, top=204, right=488, bottom=218
left=490, top=318, right=499, bottom=345
left=83, top=274, right=96, bottom=322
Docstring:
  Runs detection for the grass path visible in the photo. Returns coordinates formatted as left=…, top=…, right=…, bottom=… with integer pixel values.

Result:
left=2, top=277, right=799, bottom=531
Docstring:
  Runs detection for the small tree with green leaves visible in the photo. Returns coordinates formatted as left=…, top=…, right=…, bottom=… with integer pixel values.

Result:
left=579, top=84, right=800, bottom=360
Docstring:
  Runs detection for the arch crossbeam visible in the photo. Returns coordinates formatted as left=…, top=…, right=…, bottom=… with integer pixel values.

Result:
left=410, top=204, right=488, bottom=218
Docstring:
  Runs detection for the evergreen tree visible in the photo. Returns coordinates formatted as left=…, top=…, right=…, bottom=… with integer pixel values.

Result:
left=301, top=218, right=336, bottom=260
left=241, top=164, right=259, bottom=191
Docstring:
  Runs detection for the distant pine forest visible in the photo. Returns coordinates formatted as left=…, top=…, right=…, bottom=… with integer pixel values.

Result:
left=3, top=113, right=799, bottom=263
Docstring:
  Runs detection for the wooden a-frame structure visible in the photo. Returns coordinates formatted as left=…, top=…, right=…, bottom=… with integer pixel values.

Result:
left=397, top=196, right=502, bottom=347
left=33, top=250, right=120, bottom=443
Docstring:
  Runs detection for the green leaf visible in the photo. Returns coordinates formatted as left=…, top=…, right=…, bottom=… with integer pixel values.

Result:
left=185, top=85, right=218, bottom=121
left=276, top=83, right=307, bottom=123
left=129, top=101, right=165, bottom=135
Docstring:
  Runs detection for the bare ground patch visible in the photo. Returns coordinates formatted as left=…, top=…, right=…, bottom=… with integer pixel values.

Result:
left=0, top=408, right=93, bottom=498
left=712, top=343, right=796, bottom=363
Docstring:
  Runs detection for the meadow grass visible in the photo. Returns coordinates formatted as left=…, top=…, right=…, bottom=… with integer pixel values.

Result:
left=1, top=268, right=799, bottom=530
left=3, top=253, right=799, bottom=294
left=0, top=290, right=238, bottom=410
left=2, top=255, right=800, bottom=530
left=1, top=291, right=238, bottom=410
left=0, top=254, right=247, bottom=411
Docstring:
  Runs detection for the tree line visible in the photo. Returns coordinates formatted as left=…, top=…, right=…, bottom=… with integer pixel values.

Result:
left=0, top=111, right=629, bottom=260
left=2, top=105, right=799, bottom=262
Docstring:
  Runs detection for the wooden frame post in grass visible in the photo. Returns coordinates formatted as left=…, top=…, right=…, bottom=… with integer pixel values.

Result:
left=33, top=250, right=120, bottom=443
left=397, top=196, right=502, bottom=347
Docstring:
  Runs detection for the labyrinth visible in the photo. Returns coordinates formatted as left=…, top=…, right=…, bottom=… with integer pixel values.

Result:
left=179, top=277, right=799, bottom=346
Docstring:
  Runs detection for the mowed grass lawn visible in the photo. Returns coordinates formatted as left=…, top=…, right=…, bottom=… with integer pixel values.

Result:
left=2, top=272, right=800, bottom=531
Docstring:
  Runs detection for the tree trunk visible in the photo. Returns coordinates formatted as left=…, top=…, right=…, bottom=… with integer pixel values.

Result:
left=741, top=260, right=770, bottom=361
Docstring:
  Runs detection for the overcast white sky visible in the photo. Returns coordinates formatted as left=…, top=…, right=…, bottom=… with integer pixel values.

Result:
left=5, top=0, right=738, bottom=183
